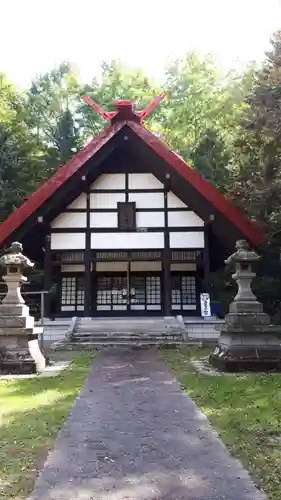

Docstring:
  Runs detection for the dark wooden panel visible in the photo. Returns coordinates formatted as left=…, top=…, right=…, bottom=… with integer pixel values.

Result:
left=117, top=202, right=136, bottom=230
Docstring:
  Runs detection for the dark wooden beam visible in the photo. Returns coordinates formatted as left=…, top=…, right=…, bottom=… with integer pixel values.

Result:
left=89, top=188, right=165, bottom=193
left=43, top=233, right=52, bottom=318
left=50, top=226, right=205, bottom=234
left=84, top=191, right=92, bottom=316
left=163, top=184, right=171, bottom=316
left=203, top=223, right=211, bottom=295
left=64, top=207, right=193, bottom=213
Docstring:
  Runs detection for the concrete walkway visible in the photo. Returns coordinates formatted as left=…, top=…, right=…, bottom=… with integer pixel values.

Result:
left=28, top=348, right=266, bottom=500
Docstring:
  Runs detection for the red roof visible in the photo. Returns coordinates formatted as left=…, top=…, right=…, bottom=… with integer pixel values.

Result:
left=0, top=101, right=264, bottom=247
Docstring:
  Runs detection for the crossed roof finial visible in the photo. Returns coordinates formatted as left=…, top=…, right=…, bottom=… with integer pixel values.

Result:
left=81, top=93, right=168, bottom=122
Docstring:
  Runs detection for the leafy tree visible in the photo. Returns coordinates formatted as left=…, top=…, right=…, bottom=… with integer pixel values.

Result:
left=0, top=74, right=49, bottom=221
left=190, top=128, right=231, bottom=191
left=24, top=62, right=82, bottom=166
left=0, top=73, right=20, bottom=123
left=0, top=121, right=46, bottom=222
left=227, top=30, right=281, bottom=230
left=160, top=53, right=230, bottom=154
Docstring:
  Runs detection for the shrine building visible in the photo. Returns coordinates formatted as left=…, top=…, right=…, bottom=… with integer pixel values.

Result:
left=0, top=98, right=264, bottom=318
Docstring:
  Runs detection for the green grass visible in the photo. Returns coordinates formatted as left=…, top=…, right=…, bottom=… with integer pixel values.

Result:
left=0, top=350, right=94, bottom=500
left=162, top=346, right=281, bottom=500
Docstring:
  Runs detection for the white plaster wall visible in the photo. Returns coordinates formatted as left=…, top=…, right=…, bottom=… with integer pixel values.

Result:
left=128, top=173, right=163, bottom=190
left=168, top=211, right=204, bottom=227
left=61, top=264, right=85, bottom=272
left=131, top=261, right=162, bottom=271
left=95, top=261, right=162, bottom=272
left=167, top=192, right=188, bottom=208
left=91, top=173, right=125, bottom=190
left=136, top=211, right=165, bottom=228
left=96, top=262, right=128, bottom=272
left=169, top=231, right=204, bottom=248
left=51, top=212, right=86, bottom=229
left=90, top=212, right=118, bottom=228
left=170, top=263, right=196, bottom=271
left=90, top=192, right=125, bottom=209
left=129, top=192, right=164, bottom=208
left=91, top=232, right=164, bottom=249
left=60, top=305, right=84, bottom=312
left=51, top=233, right=86, bottom=250
left=67, top=193, right=87, bottom=209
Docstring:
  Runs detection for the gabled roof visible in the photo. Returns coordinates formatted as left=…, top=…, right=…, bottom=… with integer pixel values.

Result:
left=0, top=100, right=264, bottom=247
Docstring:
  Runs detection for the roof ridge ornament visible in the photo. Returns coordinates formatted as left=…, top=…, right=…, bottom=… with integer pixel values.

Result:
left=81, top=92, right=168, bottom=123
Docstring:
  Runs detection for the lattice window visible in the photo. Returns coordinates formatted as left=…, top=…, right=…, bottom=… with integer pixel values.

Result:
left=59, top=252, right=84, bottom=262
left=181, top=276, right=196, bottom=304
left=171, top=251, right=201, bottom=261
left=146, top=276, right=161, bottom=304
left=171, top=275, right=197, bottom=307
left=131, top=276, right=146, bottom=305
left=130, top=251, right=162, bottom=260
left=95, top=251, right=128, bottom=261
left=96, top=276, right=127, bottom=306
left=61, top=276, right=76, bottom=305
left=76, top=276, right=85, bottom=305
left=94, top=251, right=162, bottom=261
left=61, top=275, right=84, bottom=308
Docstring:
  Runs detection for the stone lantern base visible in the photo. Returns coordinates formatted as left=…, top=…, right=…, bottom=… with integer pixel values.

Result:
left=209, top=240, right=281, bottom=372
left=0, top=303, right=46, bottom=375
left=209, top=309, right=281, bottom=372
left=209, top=328, right=281, bottom=372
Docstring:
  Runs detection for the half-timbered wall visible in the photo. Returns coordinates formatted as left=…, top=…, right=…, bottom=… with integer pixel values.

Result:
left=50, top=173, right=205, bottom=250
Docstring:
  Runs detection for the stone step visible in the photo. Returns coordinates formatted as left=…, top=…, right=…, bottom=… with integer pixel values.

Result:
left=75, top=321, right=179, bottom=330
left=51, top=339, right=194, bottom=351
left=72, top=335, right=183, bottom=342
left=75, top=329, right=182, bottom=335
left=78, top=324, right=176, bottom=329
left=74, top=331, right=182, bottom=336
left=75, top=327, right=182, bottom=333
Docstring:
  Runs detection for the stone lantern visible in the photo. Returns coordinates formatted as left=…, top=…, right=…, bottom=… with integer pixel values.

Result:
left=0, top=242, right=46, bottom=374
left=209, top=239, right=281, bottom=371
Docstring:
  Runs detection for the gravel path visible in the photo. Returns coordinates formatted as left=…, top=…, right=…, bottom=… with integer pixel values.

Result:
left=28, top=348, right=267, bottom=500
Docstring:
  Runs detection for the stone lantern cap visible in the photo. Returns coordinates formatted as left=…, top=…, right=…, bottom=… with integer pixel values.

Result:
left=0, top=242, right=34, bottom=270
left=225, top=239, right=261, bottom=266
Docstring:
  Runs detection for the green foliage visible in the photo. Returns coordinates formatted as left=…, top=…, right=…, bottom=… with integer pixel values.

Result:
left=24, top=62, right=82, bottom=165
left=228, top=31, right=281, bottom=230
left=190, top=128, right=232, bottom=191
left=0, top=77, right=47, bottom=221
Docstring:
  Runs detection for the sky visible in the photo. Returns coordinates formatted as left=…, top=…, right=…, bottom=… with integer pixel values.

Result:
left=1, top=0, right=281, bottom=88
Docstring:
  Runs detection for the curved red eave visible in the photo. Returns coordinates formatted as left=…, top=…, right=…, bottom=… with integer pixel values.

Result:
left=129, top=121, right=265, bottom=247
left=0, top=116, right=265, bottom=248
left=0, top=121, right=123, bottom=246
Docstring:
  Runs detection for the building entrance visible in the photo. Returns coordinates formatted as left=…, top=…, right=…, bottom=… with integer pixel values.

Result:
left=95, top=272, right=162, bottom=315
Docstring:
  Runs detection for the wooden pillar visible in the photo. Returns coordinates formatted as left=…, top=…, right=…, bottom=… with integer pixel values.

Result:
left=163, top=184, right=171, bottom=316
left=43, top=233, right=52, bottom=318
left=203, top=223, right=211, bottom=294
left=84, top=191, right=91, bottom=316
